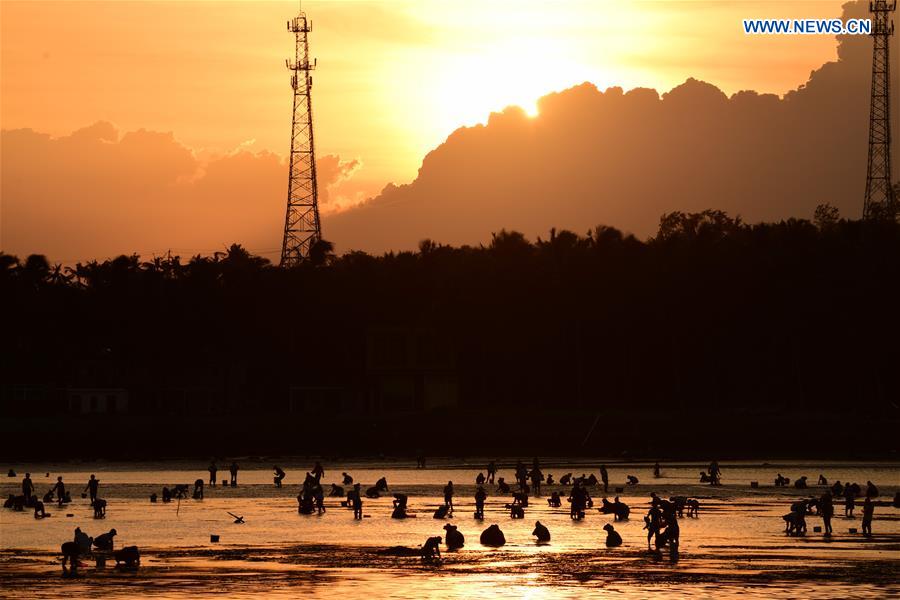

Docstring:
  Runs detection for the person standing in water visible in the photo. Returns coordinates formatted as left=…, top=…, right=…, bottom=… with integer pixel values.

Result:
left=861, top=497, right=874, bottom=536
left=52, top=476, right=66, bottom=505
left=312, top=462, right=324, bottom=482
left=273, top=466, right=286, bottom=487
left=208, top=462, right=217, bottom=487
left=351, top=484, right=363, bottom=519
left=844, top=486, right=855, bottom=517
left=818, top=491, right=834, bottom=535
left=600, top=465, right=609, bottom=493
left=84, top=475, right=100, bottom=503
left=487, top=461, right=497, bottom=484
left=229, top=462, right=239, bottom=487
left=22, top=473, right=34, bottom=504
left=444, top=481, right=455, bottom=512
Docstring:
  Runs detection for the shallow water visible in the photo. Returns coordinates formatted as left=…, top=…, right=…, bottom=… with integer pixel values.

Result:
left=1, top=459, right=898, bottom=598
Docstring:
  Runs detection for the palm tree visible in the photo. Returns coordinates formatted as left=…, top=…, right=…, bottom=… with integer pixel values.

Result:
left=308, top=238, right=335, bottom=267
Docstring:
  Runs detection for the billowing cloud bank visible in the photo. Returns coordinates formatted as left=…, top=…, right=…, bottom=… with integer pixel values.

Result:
left=325, top=2, right=898, bottom=252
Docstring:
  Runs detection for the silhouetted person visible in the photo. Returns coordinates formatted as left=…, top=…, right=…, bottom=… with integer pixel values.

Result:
left=61, top=541, right=80, bottom=573
left=351, top=484, right=363, bottom=519
left=444, top=524, right=464, bottom=550
left=22, top=473, right=34, bottom=504
left=645, top=505, right=662, bottom=549
left=612, top=497, right=630, bottom=521
left=844, top=486, right=855, bottom=517
left=818, top=474, right=828, bottom=486
left=775, top=474, right=788, bottom=486
left=831, top=481, right=844, bottom=496
left=820, top=492, right=834, bottom=535
left=866, top=481, right=879, bottom=498
left=548, top=491, right=562, bottom=507
left=497, top=477, right=510, bottom=494
left=443, top=481, right=454, bottom=511
left=113, top=546, right=140, bottom=569
left=480, top=524, right=506, bottom=546
left=421, top=536, right=442, bottom=560
left=93, top=528, right=117, bottom=551
left=795, top=476, right=808, bottom=489
left=569, top=484, right=588, bottom=520
left=312, top=462, right=324, bottom=482
left=84, top=475, right=100, bottom=502
left=532, top=521, right=550, bottom=542
left=342, top=472, right=353, bottom=485
left=330, top=483, right=345, bottom=497
left=604, top=523, right=623, bottom=547
left=861, top=497, right=874, bottom=536
left=530, top=467, right=543, bottom=496
left=600, top=465, right=609, bottom=493
left=208, top=462, right=217, bottom=487
left=476, top=472, right=486, bottom=485
left=274, top=466, right=285, bottom=487
left=92, top=498, right=107, bottom=518
left=52, top=476, right=66, bottom=506
left=474, top=486, right=487, bottom=519
left=546, top=474, right=555, bottom=486
left=627, top=475, right=639, bottom=486
left=653, top=462, right=661, bottom=478
left=74, top=527, right=92, bottom=554
left=391, top=493, right=409, bottom=519
left=708, top=461, right=721, bottom=486
left=193, top=479, right=204, bottom=500
left=33, top=499, right=47, bottom=518
left=297, top=491, right=314, bottom=514
left=487, top=461, right=496, bottom=484
left=229, top=462, right=239, bottom=487
left=314, top=484, right=325, bottom=514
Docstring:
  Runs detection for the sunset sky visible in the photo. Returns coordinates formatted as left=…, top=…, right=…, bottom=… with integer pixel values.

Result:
left=1, top=0, right=894, bottom=260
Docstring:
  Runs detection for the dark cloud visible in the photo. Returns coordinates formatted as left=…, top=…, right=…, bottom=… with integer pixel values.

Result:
left=324, top=1, right=899, bottom=253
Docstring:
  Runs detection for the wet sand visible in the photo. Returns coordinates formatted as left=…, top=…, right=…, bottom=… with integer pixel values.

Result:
left=1, top=460, right=898, bottom=598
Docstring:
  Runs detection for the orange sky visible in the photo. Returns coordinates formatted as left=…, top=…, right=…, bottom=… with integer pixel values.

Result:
left=2, top=0, right=848, bottom=209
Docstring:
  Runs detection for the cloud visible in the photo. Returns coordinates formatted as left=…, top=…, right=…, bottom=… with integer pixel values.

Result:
left=0, top=122, right=368, bottom=261
left=323, top=1, right=899, bottom=253
left=316, top=154, right=362, bottom=205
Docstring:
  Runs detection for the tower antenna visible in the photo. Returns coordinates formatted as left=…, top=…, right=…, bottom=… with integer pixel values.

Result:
left=863, top=0, right=897, bottom=219
left=280, top=4, right=322, bottom=266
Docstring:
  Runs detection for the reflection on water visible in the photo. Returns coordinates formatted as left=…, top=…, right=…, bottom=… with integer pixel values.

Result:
left=1, top=460, right=898, bottom=598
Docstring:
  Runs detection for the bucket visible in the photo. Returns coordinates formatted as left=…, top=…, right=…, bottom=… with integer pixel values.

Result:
left=813, top=526, right=822, bottom=532
left=849, top=528, right=858, bottom=534
left=210, top=534, right=220, bottom=543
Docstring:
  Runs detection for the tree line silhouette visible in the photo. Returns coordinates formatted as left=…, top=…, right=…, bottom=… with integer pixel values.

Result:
left=2, top=208, right=899, bottom=458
